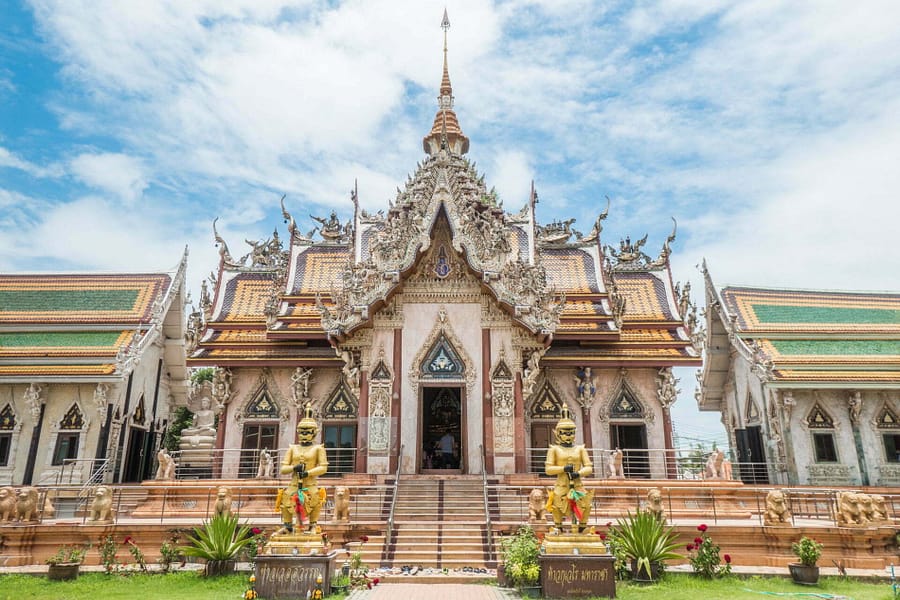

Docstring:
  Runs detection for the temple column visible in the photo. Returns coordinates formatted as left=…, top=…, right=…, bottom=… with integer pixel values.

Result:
left=662, top=406, right=676, bottom=479
left=355, top=372, right=369, bottom=473
left=581, top=405, right=593, bottom=452
left=514, top=374, right=526, bottom=473
left=482, top=330, right=494, bottom=474
left=390, top=328, right=402, bottom=474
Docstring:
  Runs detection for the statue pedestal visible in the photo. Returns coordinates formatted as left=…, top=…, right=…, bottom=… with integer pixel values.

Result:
left=256, top=552, right=336, bottom=599
left=540, top=554, right=616, bottom=599
left=178, top=435, right=215, bottom=466
left=542, top=532, right=607, bottom=555
left=265, top=531, right=328, bottom=557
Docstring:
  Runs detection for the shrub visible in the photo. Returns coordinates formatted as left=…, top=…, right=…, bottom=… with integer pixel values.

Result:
left=686, top=524, right=731, bottom=578
left=180, top=513, right=254, bottom=565
left=791, top=537, right=823, bottom=567
left=46, top=545, right=88, bottom=565
left=98, top=535, right=120, bottom=574
left=501, top=525, right=541, bottom=587
left=612, top=509, right=682, bottom=580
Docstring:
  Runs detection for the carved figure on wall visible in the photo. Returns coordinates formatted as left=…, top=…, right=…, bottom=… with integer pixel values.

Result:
left=705, top=449, right=724, bottom=479
left=545, top=407, right=594, bottom=533
left=574, top=367, right=596, bottom=407
left=848, top=391, right=862, bottom=426
left=257, top=449, right=274, bottom=478
left=211, top=368, right=232, bottom=410
left=647, top=488, right=665, bottom=521
left=338, top=349, right=360, bottom=395
left=0, top=487, right=15, bottom=522
left=214, top=486, right=233, bottom=517
left=24, top=383, right=42, bottom=421
left=763, top=490, right=791, bottom=526
left=275, top=403, right=328, bottom=535
left=332, top=486, right=350, bottom=522
left=291, top=367, right=313, bottom=406
left=528, top=488, right=547, bottom=523
left=608, top=448, right=624, bottom=479
left=15, top=487, right=39, bottom=522
left=155, top=449, right=176, bottom=480
left=89, top=486, right=115, bottom=522
left=522, top=349, right=545, bottom=399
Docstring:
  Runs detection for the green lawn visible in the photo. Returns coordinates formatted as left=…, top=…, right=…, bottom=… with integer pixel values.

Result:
left=613, top=574, right=895, bottom=600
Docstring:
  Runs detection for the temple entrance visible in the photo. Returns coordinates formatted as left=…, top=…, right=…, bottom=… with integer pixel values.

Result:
left=611, top=424, right=650, bottom=479
left=530, top=423, right=555, bottom=474
left=122, top=428, right=147, bottom=483
left=421, top=387, right=462, bottom=473
left=240, top=423, right=278, bottom=479
left=735, top=426, right=769, bottom=484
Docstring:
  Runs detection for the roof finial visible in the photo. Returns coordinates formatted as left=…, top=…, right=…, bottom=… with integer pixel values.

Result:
left=423, top=9, right=469, bottom=155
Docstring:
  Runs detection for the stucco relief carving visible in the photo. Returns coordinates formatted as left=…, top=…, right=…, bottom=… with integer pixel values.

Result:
left=656, top=368, right=678, bottom=410
left=766, top=391, right=785, bottom=465
left=235, top=368, right=290, bottom=424
left=93, top=383, right=110, bottom=421
left=368, top=346, right=393, bottom=453
left=23, top=383, right=42, bottom=421
left=847, top=391, right=862, bottom=426
left=290, top=367, right=313, bottom=409
left=408, top=307, right=476, bottom=397
left=491, top=348, right=515, bottom=453
left=211, top=367, right=234, bottom=412
left=807, top=463, right=850, bottom=486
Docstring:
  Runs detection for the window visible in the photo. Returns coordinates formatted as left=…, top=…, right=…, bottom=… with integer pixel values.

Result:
left=883, top=434, right=900, bottom=463
left=0, top=433, right=10, bottom=466
left=52, top=432, right=80, bottom=466
left=240, top=424, right=278, bottom=478
left=812, top=433, right=837, bottom=463
left=324, top=424, right=356, bottom=474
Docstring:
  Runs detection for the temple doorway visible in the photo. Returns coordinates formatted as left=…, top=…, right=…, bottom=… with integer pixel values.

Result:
left=122, top=428, right=147, bottom=483
left=611, top=424, right=650, bottom=479
left=421, top=387, right=462, bottom=473
left=240, top=423, right=278, bottom=479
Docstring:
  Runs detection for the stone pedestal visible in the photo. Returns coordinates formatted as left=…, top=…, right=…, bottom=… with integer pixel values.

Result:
left=256, top=552, right=336, bottom=599
left=540, top=555, right=616, bottom=599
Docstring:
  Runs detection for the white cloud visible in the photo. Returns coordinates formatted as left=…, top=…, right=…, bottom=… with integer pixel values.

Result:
left=0, top=146, right=63, bottom=177
left=69, top=152, right=148, bottom=204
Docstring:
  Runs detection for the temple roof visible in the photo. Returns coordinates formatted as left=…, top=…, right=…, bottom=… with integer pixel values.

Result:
left=0, top=264, right=188, bottom=385
left=700, top=275, right=900, bottom=404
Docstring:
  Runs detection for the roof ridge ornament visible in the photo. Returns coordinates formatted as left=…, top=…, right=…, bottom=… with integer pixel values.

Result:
left=423, top=10, right=469, bottom=156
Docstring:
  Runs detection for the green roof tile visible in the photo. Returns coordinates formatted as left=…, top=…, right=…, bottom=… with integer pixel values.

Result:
left=771, top=340, right=900, bottom=356
left=0, top=289, right=140, bottom=312
left=752, top=304, right=900, bottom=325
left=0, top=332, right=123, bottom=347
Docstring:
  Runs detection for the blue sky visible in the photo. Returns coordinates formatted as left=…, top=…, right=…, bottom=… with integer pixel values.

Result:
left=2, top=1, right=900, bottom=445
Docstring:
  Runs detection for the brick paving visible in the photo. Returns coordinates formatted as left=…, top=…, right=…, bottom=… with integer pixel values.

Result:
left=347, top=583, right=521, bottom=599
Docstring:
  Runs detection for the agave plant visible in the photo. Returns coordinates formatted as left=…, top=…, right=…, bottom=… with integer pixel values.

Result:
left=612, top=509, right=682, bottom=581
left=180, top=513, right=254, bottom=572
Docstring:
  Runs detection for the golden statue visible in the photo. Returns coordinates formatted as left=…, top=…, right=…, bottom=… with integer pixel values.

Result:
left=276, top=402, right=328, bottom=535
left=545, top=406, right=594, bottom=533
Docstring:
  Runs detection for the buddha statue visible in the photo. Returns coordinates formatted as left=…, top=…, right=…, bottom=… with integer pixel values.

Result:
left=545, top=406, right=594, bottom=533
left=275, top=402, right=328, bottom=535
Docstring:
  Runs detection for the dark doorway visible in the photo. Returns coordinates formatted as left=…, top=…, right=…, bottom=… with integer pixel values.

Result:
left=324, top=423, right=357, bottom=474
left=735, top=426, right=768, bottom=484
left=121, top=428, right=146, bottom=483
left=530, top=423, right=554, bottom=475
left=422, top=387, right=462, bottom=472
left=241, top=423, right=278, bottom=479
left=611, top=424, right=650, bottom=479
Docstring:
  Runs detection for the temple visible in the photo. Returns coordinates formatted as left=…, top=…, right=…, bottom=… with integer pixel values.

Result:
left=0, top=252, right=189, bottom=485
left=699, top=262, right=900, bottom=486
left=186, top=16, right=700, bottom=477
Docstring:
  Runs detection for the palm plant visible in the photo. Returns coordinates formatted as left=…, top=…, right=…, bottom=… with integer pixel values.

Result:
left=612, top=509, right=682, bottom=581
left=180, top=513, right=254, bottom=575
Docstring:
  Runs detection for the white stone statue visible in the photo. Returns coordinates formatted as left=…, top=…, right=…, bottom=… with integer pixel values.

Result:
left=180, top=397, right=217, bottom=451
left=256, top=449, right=274, bottom=478
left=608, top=448, right=624, bottom=479
left=155, top=449, right=176, bottom=480
left=705, top=449, right=724, bottom=479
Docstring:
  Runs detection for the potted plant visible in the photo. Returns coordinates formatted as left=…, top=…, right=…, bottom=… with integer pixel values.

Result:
left=46, top=545, right=88, bottom=581
left=331, top=571, right=351, bottom=593
left=180, top=513, right=254, bottom=576
left=613, top=509, right=682, bottom=583
left=501, top=525, right=541, bottom=597
left=789, top=536, right=823, bottom=585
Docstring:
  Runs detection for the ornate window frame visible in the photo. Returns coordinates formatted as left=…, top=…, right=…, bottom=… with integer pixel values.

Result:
left=44, top=400, right=90, bottom=483
left=0, top=402, right=22, bottom=484
left=408, top=307, right=475, bottom=396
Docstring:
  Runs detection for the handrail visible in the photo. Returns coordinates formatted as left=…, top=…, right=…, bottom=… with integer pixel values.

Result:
left=480, top=444, right=494, bottom=564
left=76, top=458, right=112, bottom=508
left=384, top=445, right=403, bottom=550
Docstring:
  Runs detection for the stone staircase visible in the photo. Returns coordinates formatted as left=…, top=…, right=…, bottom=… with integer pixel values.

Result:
left=378, top=476, right=497, bottom=570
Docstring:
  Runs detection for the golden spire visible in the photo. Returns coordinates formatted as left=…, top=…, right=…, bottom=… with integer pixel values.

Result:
left=423, top=9, right=469, bottom=156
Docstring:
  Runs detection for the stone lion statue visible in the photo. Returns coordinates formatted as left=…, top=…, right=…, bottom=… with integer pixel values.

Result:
left=0, top=487, right=16, bottom=522
left=528, top=487, right=547, bottom=523
left=89, top=486, right=115, bottom=522
left=871, top=494, right=889, bottom=523
left=15, top=486, right=39, bottom=522
left=836, top=491, right=865, bottom=526
left=213, top=486, right=232, bottom=518
left=332, top=486, right=350, bottom=522
left=647, top=488, right=665, bottom=521
left=763, top=489, right=791, bottom=526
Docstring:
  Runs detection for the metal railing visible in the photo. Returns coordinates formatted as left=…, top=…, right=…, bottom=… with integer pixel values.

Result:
left=167, top=446, right=358, bottom=480
left=525, top=446, right=789, bottom=484
left=384, top=445, right=403, bottom=550
left=480, top=444, right=494, bottom=564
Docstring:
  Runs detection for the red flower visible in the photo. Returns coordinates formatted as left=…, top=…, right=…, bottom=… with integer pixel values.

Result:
left=605, top=522, right=612, bottom=527
left=697, top=524, right=708, bottom=532
left=366, top=581, right=372, bottom=589
left=251, top=527, right=262, bottom=535
left=123, top=536, right=134, bottom=545
left=694, top=537, right=703, bottom=545
left=373, top=578, right=380, bottom=585
left=360, top=535, right=369, bottom=543
left=724, top=554, right=732, bottom=564
left=599, top=534, right=607, bottom=541
left=686, top=544, right=694, bottom=551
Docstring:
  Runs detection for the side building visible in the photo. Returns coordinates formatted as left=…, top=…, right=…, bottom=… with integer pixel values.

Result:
left=698, top=263, right=900, bottom=486
left=0, top=253, right=190, bottom=485
left=186, top=24, right=701, bottom=478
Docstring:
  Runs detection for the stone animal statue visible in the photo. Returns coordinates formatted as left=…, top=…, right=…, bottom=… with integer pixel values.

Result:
left=607, top=449, right=624, bottom=479
left=763, top=489, right=791, bottom=526
left=89, top=486, right=115, bottom=522
left=705, top=449, right=724, bottom=479
left=213, top=486, right=232, bottom=517
left=870, top=494, right=889, bottom=523
left=15, top=486, right=39, bottom=522
left=647, top=488, right=665, bottom=521
left=836, top=491, right=866, bottom=526
left=332, top=486, right=350, bottom=522
left=528, top=487, right=547, bottom=522
left=42, top=494, right=56, bottom=520
left=0, top=487, right=16, bottom=522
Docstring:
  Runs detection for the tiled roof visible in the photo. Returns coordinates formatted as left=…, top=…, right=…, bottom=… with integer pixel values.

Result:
left=0, top=331, right=134, bottom=358
left=289, top=246, right=349, bottom=294
left=757, top=339, right=900, bottom=366
left=773, top=370, right=900, bottom=384
left=0, top=274, right=170, bottom=324
left=0, top=364, right=117, bottom=376
left=544, top=345, right=698, bottom=365
left=217, top=273, right=273, bottom=323
left=614, top=272, right=675, bottom=321
left=721, top=287, right=900, bottom=334
left=542, top=248, right=600, bottom=294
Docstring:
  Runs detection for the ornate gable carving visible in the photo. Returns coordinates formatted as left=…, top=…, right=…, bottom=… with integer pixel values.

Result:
left=322, top=382, right=358, bottom=420
left=60, top=403, right=85, bottom=429
left=806, top=403, right=834, bottom=429
left=606, top=374, right=649, bottom=421
left=245, top=388, right=279, bottom=418
left=0, top=404, right=15, bottom=430
left=875, top=402, right=900, bottom=429
left=530, top=379, right=565, bottom=420
left=409, top=307, right=476, bottom=395
left=745, top=395, right=760, bottom=424
left=132, top=395, right=146, bottom=426
left=238, top=369, right=290, bottom=423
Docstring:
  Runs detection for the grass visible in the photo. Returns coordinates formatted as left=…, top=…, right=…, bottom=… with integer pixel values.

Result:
left=0, top=572, right=249, bottom=600
left=613, top=573, right=896, bottom=600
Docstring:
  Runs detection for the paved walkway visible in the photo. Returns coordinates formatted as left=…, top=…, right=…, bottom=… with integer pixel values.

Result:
left=347, top=583, right=520, bottom=599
